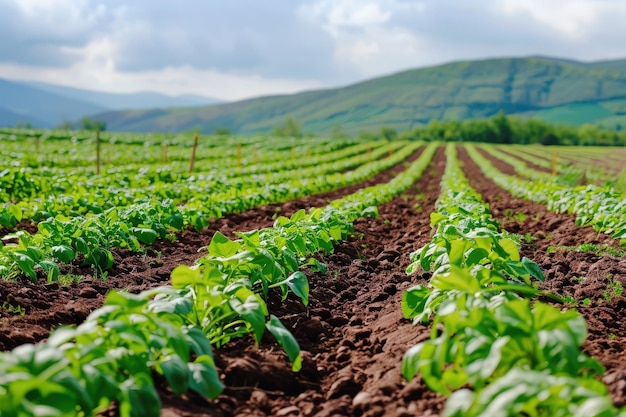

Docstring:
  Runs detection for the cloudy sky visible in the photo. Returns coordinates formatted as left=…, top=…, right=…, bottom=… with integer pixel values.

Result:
left=1, top=0, right=626, bottom=101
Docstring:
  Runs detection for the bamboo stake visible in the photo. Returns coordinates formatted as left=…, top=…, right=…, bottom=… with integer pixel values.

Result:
left=189, top=133, right=199, bottom=173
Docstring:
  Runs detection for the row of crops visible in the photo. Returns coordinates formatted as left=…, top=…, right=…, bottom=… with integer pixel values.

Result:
left=1, top=129, right=626, bottom=415
left=402, top=144, right=624, bottom=416
left=0, top=131, right=422, bottom=281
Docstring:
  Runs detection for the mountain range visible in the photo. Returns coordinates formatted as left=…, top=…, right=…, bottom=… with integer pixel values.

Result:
left=0, top=80, right=221, bottom=128
left=93, top=56, right=626, bottom=135
left=3, top=56, right=626, bottom=134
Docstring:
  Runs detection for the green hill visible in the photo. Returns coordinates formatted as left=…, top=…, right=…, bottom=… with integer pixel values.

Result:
left=95, top=56, right=626, bottom=135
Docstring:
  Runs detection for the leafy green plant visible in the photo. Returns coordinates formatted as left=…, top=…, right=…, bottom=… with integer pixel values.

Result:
left=401, top=144, right=624, bottom=416
left=1, top=301, right=25, bottom=316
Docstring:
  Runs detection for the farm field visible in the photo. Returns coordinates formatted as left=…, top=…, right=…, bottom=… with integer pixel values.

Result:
left=1, top=129, right=626, bottom=416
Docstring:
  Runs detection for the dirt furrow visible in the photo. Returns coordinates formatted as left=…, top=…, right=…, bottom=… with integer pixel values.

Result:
left=458, top=145, right=626, bottom=407
left=156, top=147, right=447, bottom=417
left=0, top=147, right=425, bottom=352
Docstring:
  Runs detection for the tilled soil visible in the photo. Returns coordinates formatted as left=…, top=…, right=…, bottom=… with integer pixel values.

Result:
left=459, top=146, right=626, bottom=407
left=0, top=148, right=425, bottom=352
left=155, top=147, right=447, bottom=417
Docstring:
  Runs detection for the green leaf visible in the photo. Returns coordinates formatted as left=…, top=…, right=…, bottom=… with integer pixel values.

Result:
left=104, top=290, right=148, bottom=310
left=208, top=232, right=241, bottom=258
left=431, top=266, right=480, bottom=294
left=266, top=315, right=302, bottom=372
left=171, top=265, right=202, bottom=288
left=498, top=238, right=520, bottom=261
left=188, top=355, right=224, bottom=399
left=290, top=209, right=307, bottom=222
left=402, top=343, right=423, bottom=380
left=448, top=239, right=467, bottom=267
left=284, top=271, right=309, bottom=306
left=465, top=248, right=489, bottom=267
left=522, top=257, right=544, bottom=282
left=52, top=245, right=76, bottom=263
left=402, top=285, right=431, bottom=319
left=39, top=261, right=60, bottom=283
left=14, top=252, right=36, bottom=281
left=160, top=355, right=190, bottom=395
left=74, top=237, right=89, bottom=255
left=230, top=295, right=266, bottom=344
left=166, top=213, right=185, bottom=230
left=130, top=227, right=158, bottom=245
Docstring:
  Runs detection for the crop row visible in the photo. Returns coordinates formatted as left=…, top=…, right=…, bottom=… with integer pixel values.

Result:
left=465, top=144, right=626, bottom=240
left=0, top=139, right=391, bottom=203
left=0, top=129, right=357, bottom=169
left=0, top=140, right=401, bottom=226
left=401, top=144, right=623, bottom=416
left=0, top=144, right=438, bottom=416
left=0, top=142, right=422, bottom=281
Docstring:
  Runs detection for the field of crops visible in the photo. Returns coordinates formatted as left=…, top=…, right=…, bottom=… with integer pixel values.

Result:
left=1, top=128, right=626, bottom=416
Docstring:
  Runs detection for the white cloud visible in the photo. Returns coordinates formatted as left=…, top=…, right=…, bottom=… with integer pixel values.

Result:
left=0, top=59, right=323, bottom=101
left=2, top=0, right=626, bottom=101
left=494, top=0, right=602, bottom=38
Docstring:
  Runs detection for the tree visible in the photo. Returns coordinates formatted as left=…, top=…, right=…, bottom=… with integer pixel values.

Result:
left=80, top=116, right=106, bottom=132
left=379, top=126, right=398, bottom=141
left=214, top=127, right=231, bottom=136
left=272, top=116, right=303, bottom=138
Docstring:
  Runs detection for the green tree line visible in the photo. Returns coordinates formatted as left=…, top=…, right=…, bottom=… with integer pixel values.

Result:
left=393, top=111, right=626, bottom=146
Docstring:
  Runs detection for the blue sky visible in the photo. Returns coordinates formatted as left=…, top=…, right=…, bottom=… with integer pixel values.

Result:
left=1, top=0, right=626, bottom=101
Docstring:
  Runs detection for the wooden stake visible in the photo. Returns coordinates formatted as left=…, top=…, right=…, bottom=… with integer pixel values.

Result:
left=161, top=141, right=168, bottom=163
left=552, top=151, right=557, bottom=176
left=95, top=128, right=101, bottom=175
left=189, top=133, right=199, bottom=173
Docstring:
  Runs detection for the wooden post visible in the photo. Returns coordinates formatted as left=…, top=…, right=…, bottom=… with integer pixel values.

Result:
left=552, top=151, right=557, bottom=176
left=189, top=133, right=199, bottom=173
left=236, top=143, right=242, bottom=169
left=161, top=141, right=168, bottom=163
left=95, top=128, right=101, bottom=175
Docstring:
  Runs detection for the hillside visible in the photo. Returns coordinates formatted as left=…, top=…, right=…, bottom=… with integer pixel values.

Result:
left=94, top=56, right=626, bottom=135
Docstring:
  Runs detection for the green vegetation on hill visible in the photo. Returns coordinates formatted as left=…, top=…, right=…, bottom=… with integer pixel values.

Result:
left=94, top=56, right=626, bottom=135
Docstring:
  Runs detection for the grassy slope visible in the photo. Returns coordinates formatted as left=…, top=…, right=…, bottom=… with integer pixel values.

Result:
left=96, top=56, right=626, bottom=134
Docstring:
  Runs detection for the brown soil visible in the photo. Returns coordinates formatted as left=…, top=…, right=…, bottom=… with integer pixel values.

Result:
left=156, top=146, right=448, bottom=417
left=458, top=145, right=626, bottom=407
left=0, top=148, right=424, bottom=352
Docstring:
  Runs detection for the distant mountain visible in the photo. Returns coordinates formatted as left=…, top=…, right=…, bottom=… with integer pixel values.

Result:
left=0, top=106, right=47, bottom=128
left=25, top=82, right=222, bottom=110
left=0, top=79, right=107, bottom=128
left=0, top=78, right=222, bottom=129
left=94, top=56, right=626, bottom=135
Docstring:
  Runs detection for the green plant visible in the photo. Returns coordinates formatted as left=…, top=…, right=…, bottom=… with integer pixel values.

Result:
left=1, top=301, right=25, bottom=316
left=602, top=275, right=623, bottom=303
